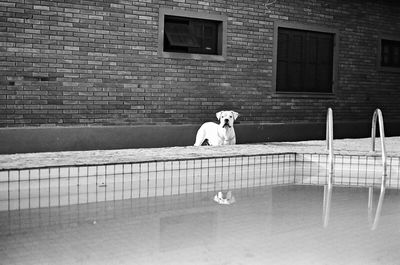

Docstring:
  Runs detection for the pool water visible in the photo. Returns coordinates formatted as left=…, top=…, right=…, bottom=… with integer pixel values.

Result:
left=1, top=185, right=400, bottom=265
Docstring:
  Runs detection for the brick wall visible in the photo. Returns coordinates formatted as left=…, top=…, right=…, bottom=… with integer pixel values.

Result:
left=1, top=0, right=400, bottom=127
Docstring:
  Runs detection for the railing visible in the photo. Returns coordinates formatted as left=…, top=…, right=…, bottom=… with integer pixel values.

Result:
left=323, top=108, right=334, bottom=227
left=368, top=108, right=387, bottom=230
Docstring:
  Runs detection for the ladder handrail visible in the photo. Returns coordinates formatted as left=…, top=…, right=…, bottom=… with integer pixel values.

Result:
left=323, top=108, right=334, bottom=227
left=369, top=108, right=387, bottom=230
left=326, top=107, right=334, bottom=187
left=371, top=108, right=387, bottom=176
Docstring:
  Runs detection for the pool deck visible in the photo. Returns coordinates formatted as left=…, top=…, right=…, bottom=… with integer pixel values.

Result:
left=1, top=137, right=399, bottom=170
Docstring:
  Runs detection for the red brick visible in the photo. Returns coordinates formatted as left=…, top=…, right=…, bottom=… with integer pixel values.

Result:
left=1, top=0, right=400, bottom=127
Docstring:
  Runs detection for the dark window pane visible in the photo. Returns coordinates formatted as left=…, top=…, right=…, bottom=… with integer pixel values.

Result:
left=381, top=39, right=400, bottom=67
left=304, top=64, right=317, bottom=92
left=317, top=36, right=333, bottom=64
left=394, top=47, right=400, bottom=65
left=277, top=27, right=334, bottom=93
left=164, top=23, right=200, bottom=48
left=277, top=33, right=289, bottom=60
left=289, top=34, right=303, bottom=62
left=317, top=65, right=332, bottom=93
left=203, top=23, right=218, bottom=53
left=306, top=36, right=318, bottom=64
left=163, top=15, right=220, bottom=55
left=288, top=63, right=303, bottom=92
left=277, top=61, right=288, bottom=91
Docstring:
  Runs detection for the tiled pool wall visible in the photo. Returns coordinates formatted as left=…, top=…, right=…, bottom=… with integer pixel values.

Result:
left=1, top=153, right=399, bottom=211
left=1, top=153, right=296, bottom=211
left=297, top=154, right=400, bottom=188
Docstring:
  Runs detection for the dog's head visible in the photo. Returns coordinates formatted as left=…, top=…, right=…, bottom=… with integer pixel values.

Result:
left=216, top=110, right=239, bottom=129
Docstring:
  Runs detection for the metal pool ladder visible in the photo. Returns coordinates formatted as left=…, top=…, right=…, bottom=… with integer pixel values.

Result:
left=368, top=108, right=387, bottom=230
left=323, top=108, right=334, bottom=228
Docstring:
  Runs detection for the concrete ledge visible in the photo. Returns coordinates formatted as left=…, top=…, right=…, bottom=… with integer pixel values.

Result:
left=1, top=121, right=399, bottom=154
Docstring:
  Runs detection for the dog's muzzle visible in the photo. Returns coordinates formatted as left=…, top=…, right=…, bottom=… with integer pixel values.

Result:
left=223, top=120, right=231, bottom=128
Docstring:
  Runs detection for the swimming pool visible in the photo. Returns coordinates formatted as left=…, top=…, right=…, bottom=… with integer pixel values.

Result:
left=1, top=185, right=399, bottom=265
left=1, top=151, right=400, bottom=211
left=1, top=148, right=400, bottom=264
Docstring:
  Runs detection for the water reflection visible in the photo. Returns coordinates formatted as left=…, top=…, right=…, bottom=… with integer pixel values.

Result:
left=322, top=185, right=387, bottom=230
left=322, top=184, right=332, bottom=228
left=368, top=186, right=385, bottom=230
left=1, top=186, right=399, bottom=265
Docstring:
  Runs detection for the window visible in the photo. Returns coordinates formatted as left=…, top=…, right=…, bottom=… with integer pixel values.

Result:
left=379, top=38, right=400, bottom=71
left=274, top=25, right=337, bottom=94
left=164, top=16, right=219, bottom=55
left=159, top=9, right=226, bottom=61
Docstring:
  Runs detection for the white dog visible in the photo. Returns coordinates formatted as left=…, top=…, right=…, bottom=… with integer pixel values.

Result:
left=194, top=110, right=239, bottom=146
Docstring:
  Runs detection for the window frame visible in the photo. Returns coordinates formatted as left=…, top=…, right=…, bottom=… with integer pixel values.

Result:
left=377, top=35, right=400, bottom=73
left=158, top=8, right=227, bottom=61
left=272, top=21, right=339, bottom=96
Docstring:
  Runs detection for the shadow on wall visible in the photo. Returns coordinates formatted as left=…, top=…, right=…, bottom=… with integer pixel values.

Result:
left=1, top=121, right=399, bottom=154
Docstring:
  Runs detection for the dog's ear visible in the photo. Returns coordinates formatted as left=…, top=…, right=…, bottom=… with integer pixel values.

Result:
left=231, top=111, right=239, bottom=120
left=216, top=111, right=223, bottom=120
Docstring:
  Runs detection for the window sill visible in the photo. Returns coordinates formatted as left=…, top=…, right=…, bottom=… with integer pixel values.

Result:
left=160, top=51, right=226, bottom=61
left=377, top=66, right=400, bottom=73
left=273, top=92, right=336, bottom=99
